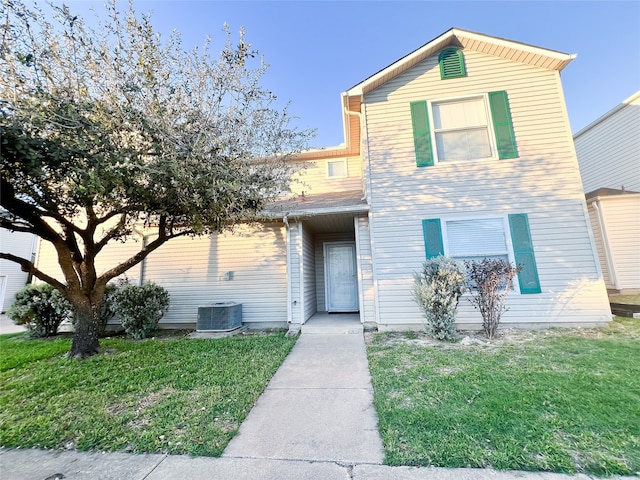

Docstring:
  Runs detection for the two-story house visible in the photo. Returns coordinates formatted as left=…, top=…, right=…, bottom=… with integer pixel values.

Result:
left=34, top=28, right=612, bottom=331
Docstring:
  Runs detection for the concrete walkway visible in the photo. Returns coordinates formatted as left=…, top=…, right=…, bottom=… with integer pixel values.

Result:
left=0, top=329, right=637, bottom=479
left=223, top=333, right=384, bottom=464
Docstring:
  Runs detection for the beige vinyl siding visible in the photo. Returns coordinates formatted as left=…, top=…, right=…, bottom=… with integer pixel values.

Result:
left=355, top=215, right=376, bottom=323
left=575, top=93, right=640, bottom=193
left=314, top=232, right=355, bottom=311
left=34, top=233, right=144, bottom=285
left=291, top=156, right=362, bottom=195
left=588, top=204, right=614, bottom=289
left=288, top=223, right=302, bottom=324
left=0, top=230, right=36, bottom=312
left=34, top=224, right=287, bottom=327
left=302, top=223, right=317, bottom=321
left=591, top=196, right=640, bottom=291
left=144, top=224, right=287, bottom=327
left=364, top=49, right=610, bottom=328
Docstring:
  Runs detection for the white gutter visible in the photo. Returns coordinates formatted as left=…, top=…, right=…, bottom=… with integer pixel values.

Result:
left=592, top=200, right=618, bottom=290
left=283, top=204, right=370, bottom=219
left=342, top=92, right=367, bottom=201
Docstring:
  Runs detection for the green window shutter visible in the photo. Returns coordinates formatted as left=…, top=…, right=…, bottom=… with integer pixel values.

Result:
left=439, top=48, right=466, bottom=79
left=508, top=214, right=541, bottom=294
left=422, top=219, right=444, bottom=259
left=410, top=101, right=434, bottom=167
left=489, top=91, right=518, bottom=159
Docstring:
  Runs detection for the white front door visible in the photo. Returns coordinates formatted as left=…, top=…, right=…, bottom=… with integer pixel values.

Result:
left=324, top=242, right=359, bottom=312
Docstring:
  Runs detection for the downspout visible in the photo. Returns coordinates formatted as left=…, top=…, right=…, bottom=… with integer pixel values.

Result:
left=133, top=226, right=147, bottom=286
left=27, top=234, right=39, bottom=285
left=283, top=215, right=292, bottom=325
left=344, top=93, right=380, bottom=325
left=342, top=93, right=367, bottom=202
left=592, top=200, right=618, bottom=291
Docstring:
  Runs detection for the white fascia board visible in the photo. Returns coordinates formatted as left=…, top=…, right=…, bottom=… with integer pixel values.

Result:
left=285, top=204, right=370, bottom=218
left=587, top=192, right=640, bottom=204
left=574, top=90, right=640, bottom=139
left=346, top=27, right=575, bottom=97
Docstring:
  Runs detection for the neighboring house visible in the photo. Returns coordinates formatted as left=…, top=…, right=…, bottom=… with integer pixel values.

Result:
left=0, top=229, right=37, bottom=312
left=34, top=28, right=612, bottom=330
left=574, top=91, right=640, bottom=294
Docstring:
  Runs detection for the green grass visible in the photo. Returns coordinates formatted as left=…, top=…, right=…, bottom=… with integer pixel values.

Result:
left=0, top=331, right=296, bottom=456
left=367, top=318, right=640, bottom=476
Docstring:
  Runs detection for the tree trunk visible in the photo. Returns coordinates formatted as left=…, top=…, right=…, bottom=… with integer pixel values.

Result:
left=69, top=301, right=101, bottom=359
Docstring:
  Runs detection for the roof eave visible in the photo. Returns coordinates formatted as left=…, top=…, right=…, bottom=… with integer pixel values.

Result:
left=264, top=204, right=370, bottom=219
left=346, top=27, right=576, bottom=97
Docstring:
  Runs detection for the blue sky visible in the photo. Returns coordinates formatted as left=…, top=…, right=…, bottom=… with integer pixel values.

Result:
left=63, top=1, right=640, bottom=149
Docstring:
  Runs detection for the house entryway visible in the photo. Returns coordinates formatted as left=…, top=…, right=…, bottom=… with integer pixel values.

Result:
left=284, top=210, right=375, bottom=330
left=324, top=242, right=359, bottom=312
left=301, top=312, right=362, bottom=334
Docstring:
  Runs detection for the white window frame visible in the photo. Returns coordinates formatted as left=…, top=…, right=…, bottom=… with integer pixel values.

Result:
left=427, top=93, right=499, bottom=165
left=326, top=159, right=348, bottom=178
left=440, top=214, right=521, bottom=294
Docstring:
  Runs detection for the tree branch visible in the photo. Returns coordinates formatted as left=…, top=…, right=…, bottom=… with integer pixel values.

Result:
left=98, top=216, right=168, bottom=283
left=93, top=214, right=128, bottom=253
left=0, top=178, right=65, bottom=244
left=0, top=253, right=67, bottom=292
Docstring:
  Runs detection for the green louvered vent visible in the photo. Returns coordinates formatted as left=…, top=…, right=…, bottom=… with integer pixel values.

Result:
left=439, top=48, right=466, bottom=79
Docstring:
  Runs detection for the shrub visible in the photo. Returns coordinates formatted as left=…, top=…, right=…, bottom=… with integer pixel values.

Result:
left=7, top=284, right=74, bottom=337
left=413, top=256, right=466, bottom=340
left=113, top=282, right=170, bottom=339
left=98, top=283, right=119, bottom=334
left=465, top=258, right=522, bottom=340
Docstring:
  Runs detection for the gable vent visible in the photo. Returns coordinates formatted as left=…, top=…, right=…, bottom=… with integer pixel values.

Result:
left=439, top=48, right=466, bottom=79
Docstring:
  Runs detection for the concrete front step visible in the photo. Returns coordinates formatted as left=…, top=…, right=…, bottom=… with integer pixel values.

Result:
left=301, top=323, right=364, bottom=334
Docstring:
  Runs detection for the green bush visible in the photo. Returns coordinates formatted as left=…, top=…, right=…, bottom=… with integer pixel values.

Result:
left=7, top=284, right=74, bottom=337
left=465, top=258, right=522, bottom=340
left=413, top=256, right=466, bottom=340
left=113, top=282, right=170, bottom=339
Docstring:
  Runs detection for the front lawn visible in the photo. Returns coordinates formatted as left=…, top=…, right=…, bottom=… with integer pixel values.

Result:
left=0, top=331, right=296, bottom=456
left=367, top=317, right=640, bottom=476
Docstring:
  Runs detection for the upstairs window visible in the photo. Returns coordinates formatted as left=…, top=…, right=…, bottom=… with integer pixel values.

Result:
left=327, top=159, right=347, bottom=178
left=410, top=90, right=518, bottom=167
left=439, top=48, right=466, bottom=79
left=432, top=96, right=492, bottom=162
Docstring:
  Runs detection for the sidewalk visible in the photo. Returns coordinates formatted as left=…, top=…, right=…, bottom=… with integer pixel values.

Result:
left=1, top=446, right=633, bottom=479
left=0, top=313, right=26, bottom=334
left=0, top=332, right=637, bottom=479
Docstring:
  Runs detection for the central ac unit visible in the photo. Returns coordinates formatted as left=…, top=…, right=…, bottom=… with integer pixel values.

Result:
left=197, top=302, right=242, bottom=332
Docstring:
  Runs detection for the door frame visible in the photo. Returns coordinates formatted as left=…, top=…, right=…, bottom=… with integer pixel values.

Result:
left=323, top=241, right=359, bottom=312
